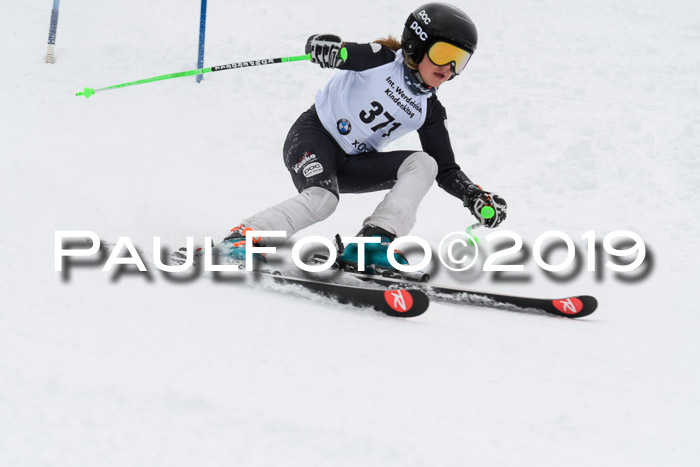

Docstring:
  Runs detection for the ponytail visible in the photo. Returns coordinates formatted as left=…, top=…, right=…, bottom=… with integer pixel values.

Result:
left=374, top=34, right=419, bottom=70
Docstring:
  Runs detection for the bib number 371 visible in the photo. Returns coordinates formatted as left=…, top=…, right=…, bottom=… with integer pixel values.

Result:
left=359, top=101, right=402, bottom=137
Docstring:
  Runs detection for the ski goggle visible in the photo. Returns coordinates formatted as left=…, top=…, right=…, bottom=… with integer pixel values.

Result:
left=427, top=41, right=472, bottom=75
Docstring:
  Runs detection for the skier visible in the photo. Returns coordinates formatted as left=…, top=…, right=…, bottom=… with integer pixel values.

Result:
left=222, top=2, right=507, bottom=272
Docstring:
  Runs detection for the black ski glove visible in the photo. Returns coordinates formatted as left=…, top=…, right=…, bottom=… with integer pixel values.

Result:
left=305, top=34, right=346, bottom=69
left=463, top=185, right=508, bottom=228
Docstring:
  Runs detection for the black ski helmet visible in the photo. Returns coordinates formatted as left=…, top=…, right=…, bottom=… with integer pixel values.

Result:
left=402, top=3, right=478, bottom=73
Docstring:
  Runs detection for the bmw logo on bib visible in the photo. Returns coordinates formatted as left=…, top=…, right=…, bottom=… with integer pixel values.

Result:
left=337, top=118, right=352, bottom=135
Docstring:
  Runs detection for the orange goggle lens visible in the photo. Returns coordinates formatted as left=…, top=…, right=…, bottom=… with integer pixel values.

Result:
left=427, top=41, right=472, bottom=75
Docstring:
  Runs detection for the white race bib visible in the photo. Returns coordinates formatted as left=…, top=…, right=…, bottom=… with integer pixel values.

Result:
left=315, top=51, right=428, bottom=155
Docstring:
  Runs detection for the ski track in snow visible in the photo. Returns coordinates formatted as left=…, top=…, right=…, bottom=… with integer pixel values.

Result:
left=1, top=1, right=699, bottom=466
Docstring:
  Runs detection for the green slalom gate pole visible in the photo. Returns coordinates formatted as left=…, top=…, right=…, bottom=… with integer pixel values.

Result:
left=75, top=51, right=329, bottom=98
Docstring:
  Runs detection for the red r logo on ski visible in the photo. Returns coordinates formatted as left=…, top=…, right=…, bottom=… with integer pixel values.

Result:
left=552, top=297, right=584, bottom=315
left=384, top=290, right=414, bottom=313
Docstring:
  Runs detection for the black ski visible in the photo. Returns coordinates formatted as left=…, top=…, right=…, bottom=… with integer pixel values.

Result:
left=99, top=242, right=430, bottom=318
left=307, top=252, right=597, bottom=318
left=342, top=273, right=597, bottom=318
left=259, top=273, right=429, bottom=318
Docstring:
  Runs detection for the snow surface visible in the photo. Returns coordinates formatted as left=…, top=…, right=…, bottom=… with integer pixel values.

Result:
left=2, top=0, right=700, bottom=465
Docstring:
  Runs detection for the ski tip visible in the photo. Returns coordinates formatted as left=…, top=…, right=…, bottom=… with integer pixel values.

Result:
left=381, top=289, right=429, bottom=318
left=550, top=295, right=598, bottom=318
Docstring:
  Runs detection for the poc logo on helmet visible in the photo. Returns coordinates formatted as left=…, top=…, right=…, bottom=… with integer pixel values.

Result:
left=410, top=21, right=429, bottom=41
left=417, top=9, right=431, bottom=24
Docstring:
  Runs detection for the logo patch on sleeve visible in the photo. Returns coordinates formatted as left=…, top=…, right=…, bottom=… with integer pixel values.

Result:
left=292, top=152, right=317, bottom=173
left=303, top=162, right=324, bottom=178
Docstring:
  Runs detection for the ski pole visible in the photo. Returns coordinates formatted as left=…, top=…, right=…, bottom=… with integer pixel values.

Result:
left=75, top=52, right=317, bottom=99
